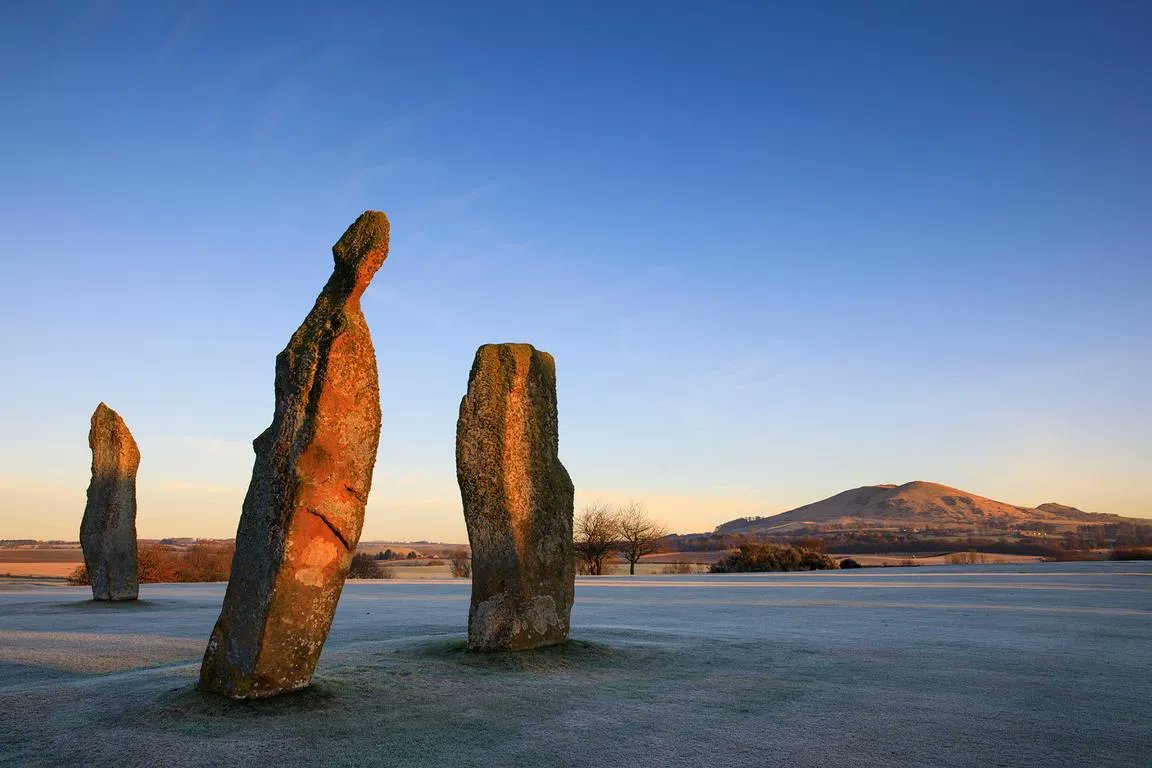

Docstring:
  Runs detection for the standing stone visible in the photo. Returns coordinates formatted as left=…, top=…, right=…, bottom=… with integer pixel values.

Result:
left=457, top=343, right=575, bottom=651
left=199, top=211, right=389, bottom=699
left=80, top=402, right=140, bottom=601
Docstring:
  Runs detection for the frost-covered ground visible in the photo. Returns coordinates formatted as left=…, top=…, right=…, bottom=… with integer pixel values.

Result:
left=1, top=563, right=1149, bottom=767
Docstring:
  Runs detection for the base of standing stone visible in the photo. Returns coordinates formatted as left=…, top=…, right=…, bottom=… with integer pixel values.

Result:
left=468, top=592, right=570, bottom=652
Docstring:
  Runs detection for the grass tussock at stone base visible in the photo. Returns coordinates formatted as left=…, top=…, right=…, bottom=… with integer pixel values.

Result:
left=399, top=636, right=618, bottom=671
left=156, top=681, right=339, bottom=720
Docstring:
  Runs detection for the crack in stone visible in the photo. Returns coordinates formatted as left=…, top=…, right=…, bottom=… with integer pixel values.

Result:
left=306, top=508, right=351, bottom=551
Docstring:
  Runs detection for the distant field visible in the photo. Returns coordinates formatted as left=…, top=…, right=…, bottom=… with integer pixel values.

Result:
left=0, top=547, right=1045, bottom=579
left=0, top=564, right=75, bottom=575
left=0, top=563, right=75, bottom=578
left=640, top=551, right=728, bottom=564
left=0, top=549, right=84, bottom=563
left=642, top=550, right=1044, bottom=568
left=0, top=549, right=83, bottom=578
left=827, top=552, right=1044, bottom=566
left=364, top=562, right=454, bottom=580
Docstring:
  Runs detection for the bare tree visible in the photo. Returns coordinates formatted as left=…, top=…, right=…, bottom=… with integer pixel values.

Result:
left=574, top=502, right=621, bottom=576
left=615, top=502, right=668, bottom=575
left=449, top=549, right=472, bottom=578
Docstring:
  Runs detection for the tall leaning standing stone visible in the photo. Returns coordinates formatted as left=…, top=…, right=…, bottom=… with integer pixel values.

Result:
left=457, top=343, right=575, bottom=651
left=80, top=402, right=140, bottom=601
left=199, top=211, right=389, bottom=699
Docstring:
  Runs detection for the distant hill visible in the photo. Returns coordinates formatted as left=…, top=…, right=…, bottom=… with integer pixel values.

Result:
left=716, top=481, right=1131, bottom=534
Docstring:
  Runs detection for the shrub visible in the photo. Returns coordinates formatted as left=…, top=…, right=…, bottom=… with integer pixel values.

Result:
left=67, top=541, right=235, bottom=585
left=838, top=558, right=862, bottom=569
left=67, top=565, right=89, bottom=585
left=138, top=544, right=180, bottom=582
left=348, top=552, right=383, bottom=578
left=710, top=543, right=838, bottom=573
left=1109, top=547, right=1152, bottom=561
left=448, top=549, right=472, bottom=578
left=178, top=541, right=235, bottom=582
left=1044, top=550, right=1099, bottom=562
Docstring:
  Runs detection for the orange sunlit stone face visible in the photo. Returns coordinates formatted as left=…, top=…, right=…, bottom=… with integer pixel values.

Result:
left=198, top=212, right=387, bottom=699
left=80, top=402, right=141, bottom=602
left=293, top=522, right=342, bottom=588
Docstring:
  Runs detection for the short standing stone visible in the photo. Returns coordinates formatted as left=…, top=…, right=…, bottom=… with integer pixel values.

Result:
left=457, top=343, right=575, bottom=651
left=80, top=402, right=140, bottom=601
left=199, top=211, right=389, bottom=699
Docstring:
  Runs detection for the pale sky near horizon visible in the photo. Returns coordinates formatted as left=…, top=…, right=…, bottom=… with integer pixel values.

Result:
left=1, top=1, right=1150, bottom=542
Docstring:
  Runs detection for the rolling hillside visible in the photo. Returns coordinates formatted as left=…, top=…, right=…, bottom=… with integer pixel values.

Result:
left=716, top=481, right=1131, bottom=534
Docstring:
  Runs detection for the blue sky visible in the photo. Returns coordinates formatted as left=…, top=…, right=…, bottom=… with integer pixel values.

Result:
left=1, top=1, right=1149, bottom=541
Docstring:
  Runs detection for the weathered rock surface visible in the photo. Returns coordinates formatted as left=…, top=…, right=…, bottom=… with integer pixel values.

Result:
left=199, top=211, right=389, bottom=699
left=80, top=403, right=141, bottom=601
left=457, top=343, right=575, bottom=651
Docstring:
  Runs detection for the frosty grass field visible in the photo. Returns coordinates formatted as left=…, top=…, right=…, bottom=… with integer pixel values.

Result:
left=1, top=562, right=1149, bottom=768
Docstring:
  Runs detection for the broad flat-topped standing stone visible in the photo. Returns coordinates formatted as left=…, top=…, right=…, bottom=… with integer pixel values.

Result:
left=80, top=402, right=140, bottom=601
left=457, top=343, right=575, bottom=651
left=199, top=211, right=389, bottom=699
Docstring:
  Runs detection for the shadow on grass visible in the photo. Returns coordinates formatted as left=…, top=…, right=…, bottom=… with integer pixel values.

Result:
left=395, top=637, right=620, bottom=672
left=150, top=638, right=623, bottom=721
left=136, top=635, right=684, bottom=742
left=46, top=599, right=201, bottom=613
